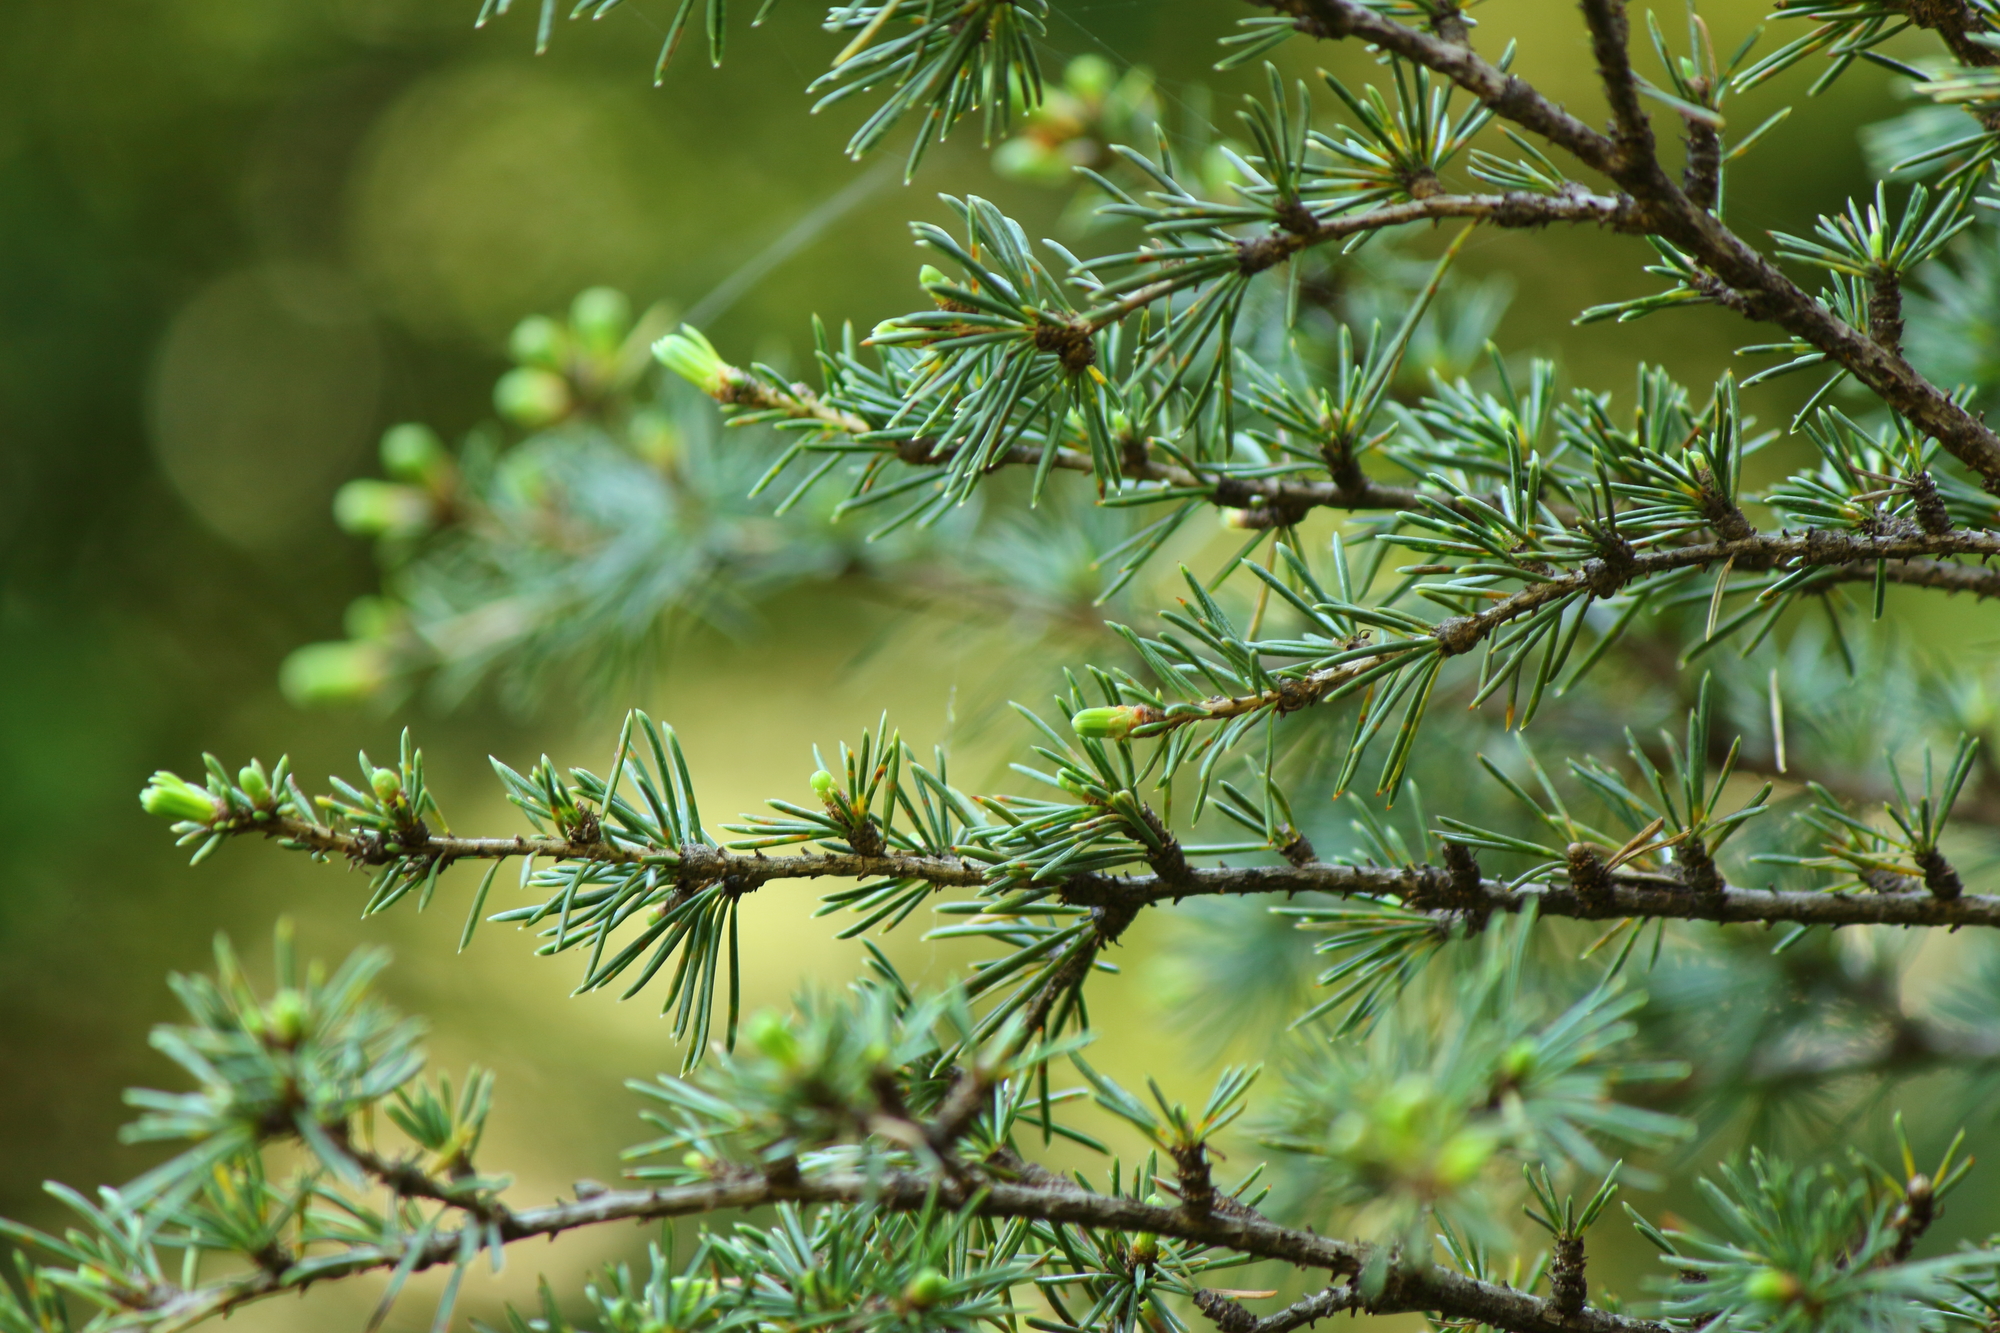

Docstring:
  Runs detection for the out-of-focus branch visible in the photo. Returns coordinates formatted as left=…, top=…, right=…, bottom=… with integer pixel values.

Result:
left=1195, top=1283, right=1364, bottom=1333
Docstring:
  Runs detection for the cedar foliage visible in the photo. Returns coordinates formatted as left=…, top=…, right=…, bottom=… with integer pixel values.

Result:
left=21, top=0, right=2000, bottom=1329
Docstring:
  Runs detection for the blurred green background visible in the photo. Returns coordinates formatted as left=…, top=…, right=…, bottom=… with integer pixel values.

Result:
left=0, top=0, right=1909, bottom=1326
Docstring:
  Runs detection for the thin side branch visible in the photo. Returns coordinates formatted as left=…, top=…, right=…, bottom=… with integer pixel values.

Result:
left=343, top=1142, right=512, bottom=1230
left=255, top=820, right=990, bottom=887
left=1087, top=190, right=1646, bottom=326
left=901, top=435, right=1431, bottom=521
left=1576, top=0, right=1658, bottom=164
left=1197, top=1283, right=1365, bottom=1333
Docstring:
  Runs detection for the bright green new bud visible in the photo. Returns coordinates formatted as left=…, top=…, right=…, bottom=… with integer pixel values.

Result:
left=509, top=314, right=566, bottom=369
left=280, top=641, right=391, bottom=707
left=628, top=409, right=682, bottom=467
left=1374, top=1073, right=1432, bottom=1136
left=1070, top=704, right=1144, bottom=740
left=746, top=1011, right=800, bottom=1067
left=919, top=264, right=950, bottom=290
left=901, top=1268, right=949, bottom=1309
left=265, top=988, right=308, bottom=1046
left=681, top=1149, right=710, bottom=1173
left=344, top=596, right=398, bottom=641
left=1434, top=1128, right=1498, bottom=1187
left=1065, top=53, right=1115, bottom=100
left=667, top=1276, right=720, bottom=1306
left=1129, top=1194, right=1167, bottom=1262
left=238, top=762, right=272, bottom=807
left=333, top=480, right=436, bottom=539
left=1743, top=1268, right=1801, bottom=1304
left=810, top=769, right=838, bottom=798
left=653, top=326, right=733, bottom=398
left=141, top=772, right=217, bottom=823
left=371, top=767, right=403, bottom=802
left=1498, top=1037, right=1538, bottom=1083
left=992, top=136, right=1070, bottom=185
left=571, top=286, right=631, bottom=352
left=380, top=423, right=451, bottom=486
left=494, top=367, right=573, bottom=428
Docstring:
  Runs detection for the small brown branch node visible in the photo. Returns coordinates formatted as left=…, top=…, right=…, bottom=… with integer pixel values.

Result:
left=1237, top=232, right=1296, bottom=275
left=1274, top=197, right=1320, bottom=235
left=1681, top=120, right=1719, bottom=212
left=1551, top=1235, right=1588, bottom=1316
left=1279, top=830, right=1320, bottom=867
left=1585, top=538, right=1636, bottom=596
left=1434, top=616, right=1483, bottom=655
left=1173, top=1141, right=1217, bottom=1216
left=1915, top=846, right=1964, bottom=901
left=1889, top=1172, right=1936, bottom=1262
left=1566, top=843, right=1614, bottom=908
left=1673, top=833, right=1723, bottom=900
left=1691, top=466, right=1755, bottom=543
left=1138, top=804, right=1195, bottom=887
left=1870, top=271, right=1905, bottom=356
left=1194, top=1289, right=1262, bottom=1333
left=1428, top=2, right=1471, bottom=44
left=843, top=814, right=886, bottom=859
left=1031, top=320, right=1098, bottom=375
left=1443, top=840, right=1485, bottom=909
left=1908, top=470, right=1953, bottom=535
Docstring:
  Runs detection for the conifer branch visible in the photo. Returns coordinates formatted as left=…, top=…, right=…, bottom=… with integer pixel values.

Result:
left=1096, top=528, right=2000, bottom=742
left=1413, top=527, right=2000, bottom=654
left=214, top=812, right=2000, bottom=932
left=45, top=6, right=2000, bottom=1333
left=338, top=1136, right=513, bottom=1228
left=895, top=435, right=1431, bottom=518
left=1253, top=0, right=2000, bottom=487
left=1067, top=862, right=2000, bottom=931
left=134, top=1168, right=1671, bottom=1333
left=247, top=816, right=991, bottom=888
left=1083, top=191, right=1647, bottom=319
